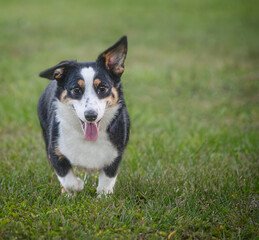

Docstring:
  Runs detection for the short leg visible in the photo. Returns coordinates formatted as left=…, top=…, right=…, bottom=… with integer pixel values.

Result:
left=97, top=170, right=117, bottom=195
left=49, top=150, right=84, bottom=192
left=57, top=169, right=84, bottom=192
left=97, top=156, right=122, bottom=195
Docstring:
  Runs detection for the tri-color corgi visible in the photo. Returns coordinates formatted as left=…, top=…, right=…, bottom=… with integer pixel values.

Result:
left=37, top=36, right=130, bottom=196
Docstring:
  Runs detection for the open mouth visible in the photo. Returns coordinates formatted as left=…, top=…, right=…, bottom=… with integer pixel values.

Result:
left=80, top=120, right=100, bottom=141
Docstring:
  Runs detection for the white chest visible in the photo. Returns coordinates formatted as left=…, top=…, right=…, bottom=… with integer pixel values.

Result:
left=55, top=101, right=119, bottom=170
left=58, top=127, right=118, bottom=169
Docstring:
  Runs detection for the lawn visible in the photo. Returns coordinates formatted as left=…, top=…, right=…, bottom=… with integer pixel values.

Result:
left=0, top=0, right=258, bottom=239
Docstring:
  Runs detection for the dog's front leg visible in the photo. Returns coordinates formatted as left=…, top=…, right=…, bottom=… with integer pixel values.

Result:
left=97, top=156, right=121, bottom=196
left=49, top=151, right=84, bottom=192
left=97, top=170, right=117, bottom=196
left=57, top=169, right=84, bottom=193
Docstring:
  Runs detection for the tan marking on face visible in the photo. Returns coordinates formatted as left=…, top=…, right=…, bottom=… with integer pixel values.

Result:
left=78, top=79, right=85, bottom=88
left=103, top=87, right=119, bottom=107
left=60, top=90, right=73, bottom=103
left=93, top=78, right=101, bottom=87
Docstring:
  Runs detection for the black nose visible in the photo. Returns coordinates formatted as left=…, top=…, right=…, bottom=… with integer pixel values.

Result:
left=84, top=110, right=97, bottom=122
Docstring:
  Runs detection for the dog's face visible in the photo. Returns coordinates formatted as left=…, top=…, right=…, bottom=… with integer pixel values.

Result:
left=39, top=36, right=127, bottom=141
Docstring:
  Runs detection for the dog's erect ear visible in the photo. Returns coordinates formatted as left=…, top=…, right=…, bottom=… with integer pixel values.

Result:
left=97, top=36, right=127, bottom=77
left=39, top=60, right=77, bottom=80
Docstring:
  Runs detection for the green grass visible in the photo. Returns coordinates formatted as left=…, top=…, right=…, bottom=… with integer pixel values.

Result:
left=0, top=0, right=259, bottom=239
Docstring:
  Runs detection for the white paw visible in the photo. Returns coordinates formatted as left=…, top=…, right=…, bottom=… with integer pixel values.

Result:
left=69, top=177, right=84, bottom=192
left=97, top=171, right=117, bottom=197
left=57, top=171, right=84, bottom=192
left=97, top=187, right=113, bottom=198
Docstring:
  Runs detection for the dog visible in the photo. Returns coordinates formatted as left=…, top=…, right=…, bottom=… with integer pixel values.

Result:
left=37, top=36, right=130, bottom=196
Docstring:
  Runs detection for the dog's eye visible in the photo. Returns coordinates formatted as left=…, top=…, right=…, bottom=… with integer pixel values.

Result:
left=98, top=86, right=108, bottom=94
left=72, top=87, right=82, bottom=95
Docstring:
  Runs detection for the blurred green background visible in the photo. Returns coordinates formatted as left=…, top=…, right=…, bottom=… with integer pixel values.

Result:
left=0, top=0, right=258, bottom=239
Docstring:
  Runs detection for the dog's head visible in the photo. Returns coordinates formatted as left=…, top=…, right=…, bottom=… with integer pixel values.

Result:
left=39, top=36, right=127, bottom=141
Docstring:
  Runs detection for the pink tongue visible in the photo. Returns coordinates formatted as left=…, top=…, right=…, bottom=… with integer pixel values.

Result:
left=84, top=122, right=98, bottom=141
